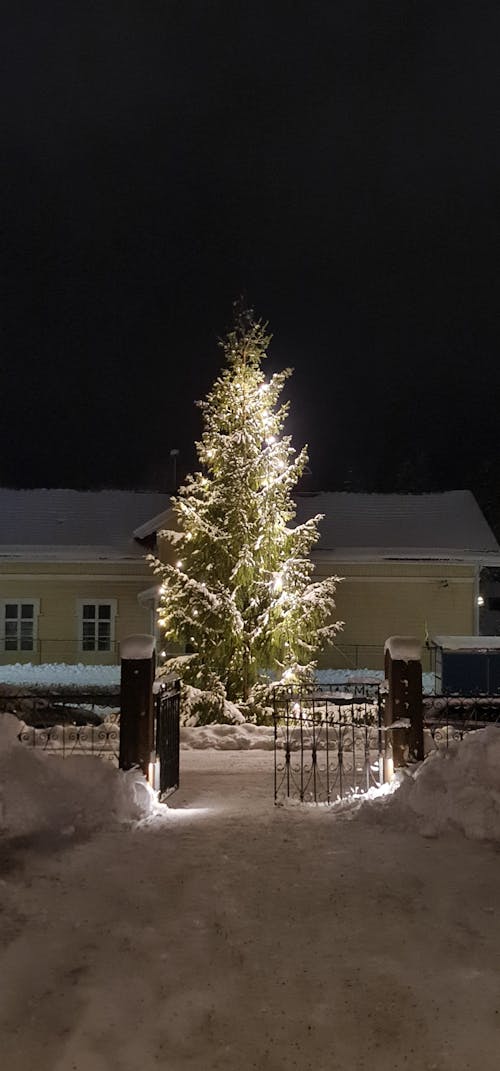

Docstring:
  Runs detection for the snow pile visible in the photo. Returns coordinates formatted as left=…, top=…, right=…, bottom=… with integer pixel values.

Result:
left=182, top=723, right=273, bottom=750
left=0, top=662, right=120, bottom=688
left=390, top=726, right=500, bottom=840
left=0, top=713, right=158, bottom=838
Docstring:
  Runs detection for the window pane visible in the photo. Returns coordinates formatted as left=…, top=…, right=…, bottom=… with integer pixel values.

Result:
left=5, top=637, right=18, bottom=650
left=83, top=605, right=96, bottom=620
left=97, top=621, right=111, bottom=651
left=98, top=604, right=111, bottom=620
left=20, top=637, right=33, bottom=651
left=20, top=621, right=33, bottom=638
left=5, top=604, right=18, bottom=619
left=5, top=621, right=18, bottom=638
left=21, top=604, right=34, bottom=619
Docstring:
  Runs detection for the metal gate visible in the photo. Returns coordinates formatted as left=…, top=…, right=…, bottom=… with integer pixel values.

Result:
left=273, top=684, right=386, bottom=804
left=155, top=678, right=181, bottom=797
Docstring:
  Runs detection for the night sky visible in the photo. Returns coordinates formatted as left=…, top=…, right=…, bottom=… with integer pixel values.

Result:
left=2, top=3, right=500, bottom=525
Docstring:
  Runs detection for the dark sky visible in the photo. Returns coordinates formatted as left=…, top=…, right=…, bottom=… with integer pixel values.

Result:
left=2, top=2, right=500, bottom=518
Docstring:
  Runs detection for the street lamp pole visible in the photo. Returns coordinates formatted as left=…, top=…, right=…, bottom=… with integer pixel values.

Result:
left=170, top=449, right=180, bottom=492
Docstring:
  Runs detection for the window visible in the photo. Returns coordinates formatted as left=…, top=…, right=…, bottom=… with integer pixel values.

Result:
left=2, top=601, right=37, bottom=652
left=79, top=601, right=116, bottom=652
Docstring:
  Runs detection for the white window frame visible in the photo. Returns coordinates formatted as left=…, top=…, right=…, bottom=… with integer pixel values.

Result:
left=0, top=599, right=40, bottom=653
left=77, top=599, right=117, bottom=654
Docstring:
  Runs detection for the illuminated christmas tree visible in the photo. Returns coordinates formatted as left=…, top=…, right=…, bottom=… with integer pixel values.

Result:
left=151, top=308, right=341, bottom=702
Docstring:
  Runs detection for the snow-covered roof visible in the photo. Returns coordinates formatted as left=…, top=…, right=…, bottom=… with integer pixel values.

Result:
left=294, top=491, right=500, bottom=564
left=133, top=507, right=173, bottom=540
left=432, top=635, right=500, bottom=652
left=0, top=489, right=170, bottom=561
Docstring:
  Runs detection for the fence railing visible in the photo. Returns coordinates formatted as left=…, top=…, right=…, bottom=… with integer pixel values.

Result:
left=18, top=721, right=120, bottom=761
left=1, top=690, right=121, bottom=761
left=423, top=694, right=500, bottom=746
left=317, top=643, right=435, bottom=673
left=0, top=639, right=121, bottom=666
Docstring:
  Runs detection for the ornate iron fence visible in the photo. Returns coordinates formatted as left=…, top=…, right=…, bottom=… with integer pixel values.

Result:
left=423, top=694, right=500, bottom=747
left=1, top=691, right=120, bottom=762
left=273, top=683, right=386, bottom=804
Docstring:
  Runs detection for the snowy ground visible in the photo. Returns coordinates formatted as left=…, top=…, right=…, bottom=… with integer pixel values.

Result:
left=1, top=744, right=500, bottom=1069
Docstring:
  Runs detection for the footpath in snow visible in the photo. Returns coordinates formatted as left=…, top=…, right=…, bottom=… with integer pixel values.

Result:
left=1, top=722, right=500, bottom=1069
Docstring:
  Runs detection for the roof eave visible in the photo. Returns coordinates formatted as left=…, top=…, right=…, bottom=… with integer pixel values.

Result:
left=133, top=506, right=173, bottom=540
left=312, top=548, right=500, bottom=565
left=0, top=545, right=147, bottom=563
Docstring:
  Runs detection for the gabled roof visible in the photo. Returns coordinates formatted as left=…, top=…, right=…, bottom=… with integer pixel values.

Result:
left=0, top=489, right=170, bottom=561
left=293, top=491, right=500, bottom=563
left=3, top=487, right=497, bottom=566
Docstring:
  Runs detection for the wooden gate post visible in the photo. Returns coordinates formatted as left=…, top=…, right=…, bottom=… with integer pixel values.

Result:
left=384, top=637, right=424, bottom=774
left=119, top=635, right=156, bottom=776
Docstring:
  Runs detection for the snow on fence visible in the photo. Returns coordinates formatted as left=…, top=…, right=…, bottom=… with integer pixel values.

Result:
left=423, top=693, right=500, bottom=747
left=18, top=721, right=120, bottom=762
left=0, top=691, right=121, bottom=763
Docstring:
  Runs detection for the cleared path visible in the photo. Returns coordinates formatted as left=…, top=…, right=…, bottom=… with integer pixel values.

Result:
left=0, top=751, right=499, bottom=1070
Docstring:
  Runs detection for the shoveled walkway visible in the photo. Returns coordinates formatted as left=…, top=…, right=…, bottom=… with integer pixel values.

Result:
left=1, top=750, right=499, bottom=1070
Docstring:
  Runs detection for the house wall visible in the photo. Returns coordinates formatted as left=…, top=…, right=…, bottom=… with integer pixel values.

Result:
left=156, top=534, right=477, bottom=673
left=315, top=560, right=477, bottom=670
left=0, top=561, right=153, bottom=665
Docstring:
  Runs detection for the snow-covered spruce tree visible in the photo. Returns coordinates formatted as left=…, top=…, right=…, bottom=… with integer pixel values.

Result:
left=151, top=309, right=341, bottom=703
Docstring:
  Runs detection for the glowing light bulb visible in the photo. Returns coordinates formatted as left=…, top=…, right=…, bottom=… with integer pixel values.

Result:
left=176, top=560, right=183, bottom=569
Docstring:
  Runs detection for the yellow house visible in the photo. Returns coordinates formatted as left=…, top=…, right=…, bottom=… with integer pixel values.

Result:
left=1, top=488, right=498, bottom=675
left=0, top=489, right=169, bottom=667
left=136, top=490, right=500, bottom=674
left=293, top=491, right=500, bottom=671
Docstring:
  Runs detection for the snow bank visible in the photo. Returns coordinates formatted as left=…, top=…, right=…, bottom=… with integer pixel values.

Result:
left=182, top=723, right=273, bottom=750
left=389, top=726, right=500, bottom=840
left=0, top=662, right=120, bottom=688
left=0, top=713, right=159, bottom=838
